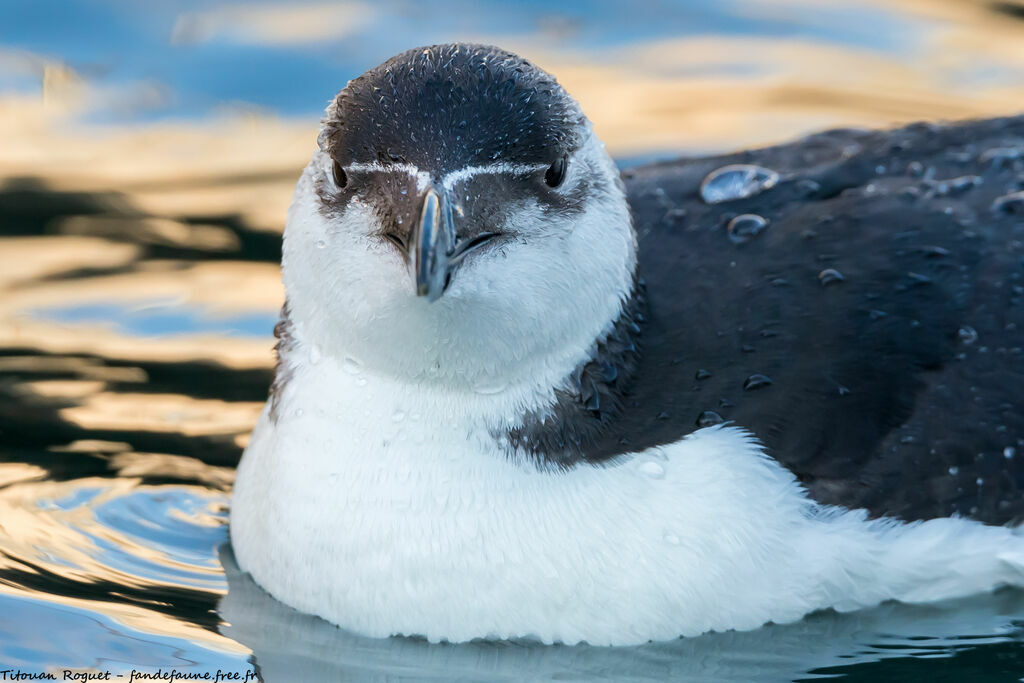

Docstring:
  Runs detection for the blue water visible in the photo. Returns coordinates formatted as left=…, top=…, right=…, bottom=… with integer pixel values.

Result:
left=31, top=301, right=277, bottom=339
left=0, top=0, right=918, bottom=122
left=3, top=0, right=1024, bottom=680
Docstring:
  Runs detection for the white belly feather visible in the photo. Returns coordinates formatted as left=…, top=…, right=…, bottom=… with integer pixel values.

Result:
left=230, top=352, right=1024, bottom=646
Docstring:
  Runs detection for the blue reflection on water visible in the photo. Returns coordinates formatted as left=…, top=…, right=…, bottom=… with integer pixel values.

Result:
left=2, top=483, right=246, bottom=676
left=0, top=0, right=913, bottom=122
left=92, top=489, right=229, bottom=571
left=30, top=302, right=276, bottom=339
left=85, top=490, right=229, bottom=590
left=48, top=486, right=103, bottom=511
left=0, top=592, right=249, bottom=674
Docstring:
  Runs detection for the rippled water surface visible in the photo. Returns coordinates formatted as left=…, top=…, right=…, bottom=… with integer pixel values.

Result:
left=2, top=1, right=1024, bottom=680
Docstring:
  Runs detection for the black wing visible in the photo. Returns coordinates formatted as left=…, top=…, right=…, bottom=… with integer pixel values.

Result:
left=614, top=115, right=1024, bottom=524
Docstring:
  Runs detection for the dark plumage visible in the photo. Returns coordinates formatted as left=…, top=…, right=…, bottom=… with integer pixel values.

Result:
left=284, top=43, right=1024, bottom=525
left=321, top=44, right=586, bottom=173
left=315, top=44, right=602, bottom=255
left=519, top=115, right=1024, bottom=525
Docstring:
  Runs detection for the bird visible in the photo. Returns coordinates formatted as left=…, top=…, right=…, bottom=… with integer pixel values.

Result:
left=230, top=43, right=1024, bottom=646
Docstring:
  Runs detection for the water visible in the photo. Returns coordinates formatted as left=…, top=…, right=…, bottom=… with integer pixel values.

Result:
left=818, top=268, right=846, bottom=286
left=993, top=190, right=1024, bottom=213
left=700, top=165, right=780, bottom=204
left=742, top=373, right=774, bottom=392
left=726, top=213, right=770, bottom=245
left=3, top=1, right=1024, bottom=680
left=696, top=410, right=725, bottom=428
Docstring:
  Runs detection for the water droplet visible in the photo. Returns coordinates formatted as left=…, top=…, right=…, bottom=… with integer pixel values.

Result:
left=796, top=179, right=820, bottom=195
left=295, top=408, right=304, bottom=418
left=342, top=357, right=363, bottom=375
left=1005, top=447, right=1016, bottom=459
left=727, top=214, right=770, bottom=245
left=315, top=239, right=326, bottom=249
left=818, top=268, right=845, bottom=286
left=907, top=272, right=932, bottom=286
left=992, top=191, right=1024, bottom=214
left=976, top=477, right=984, bottom=487
left=308, top=344, right=322, bottom=365
left=664, top=208, right=687, bottom=224
left=958, top=326, right=978, bottom=345
left=400, top=187, right=408, bottom=195
left=947, top=175, right=981, bottom=195
left=392, top=410, right=406, bottom=423
left=948, top=466, right=959, bottom=475
left=696, top=410, right=724, bottom=428
left=639, top=461, right=665, bottom=479
left=355, top=377, right=368, bottom=386
left=663, top=532, right=680, bottom=546
left=920, top=245, right=950, bottom=258
left=979, top=146, right=1023, bottom=168
left=474, top=382, right=507, bottom=395
left=743, top=374, right=773, bottom=391
left=700, top=164, right=779, bottom=204
left=695, top=369, right=712, bottom=380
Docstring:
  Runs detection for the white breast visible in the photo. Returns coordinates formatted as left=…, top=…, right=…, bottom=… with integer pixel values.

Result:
left=231, top=345, right=1024, bottom=646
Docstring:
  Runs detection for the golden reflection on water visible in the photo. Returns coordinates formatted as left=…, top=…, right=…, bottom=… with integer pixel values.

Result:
left=0, top=0, right=1023, bottom=677
left=0, top=472, right=249, bottom=656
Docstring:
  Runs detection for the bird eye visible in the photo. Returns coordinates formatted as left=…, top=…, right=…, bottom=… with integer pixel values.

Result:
left=332, top=160, right=348, bottom=189
left=545, top=155, right=568, bottom=188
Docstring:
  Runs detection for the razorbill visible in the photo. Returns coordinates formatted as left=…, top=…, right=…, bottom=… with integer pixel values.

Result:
left=231, top=43, right=1024, bottom=646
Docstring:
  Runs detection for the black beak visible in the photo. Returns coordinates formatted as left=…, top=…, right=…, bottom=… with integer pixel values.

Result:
left=413, top=184, right=455, bottom=302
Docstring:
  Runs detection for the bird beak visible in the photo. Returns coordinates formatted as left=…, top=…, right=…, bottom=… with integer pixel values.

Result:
left=413, top=184, right=456, bottom=301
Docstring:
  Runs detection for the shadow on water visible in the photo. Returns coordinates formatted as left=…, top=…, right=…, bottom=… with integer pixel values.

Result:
left=0, top=177, right=283, bottom=264
left=0, top=178, right=275, bottom=470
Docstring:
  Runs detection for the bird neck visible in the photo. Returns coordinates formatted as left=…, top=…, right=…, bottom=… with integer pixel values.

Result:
left=502, top=278, right=647, bottom=469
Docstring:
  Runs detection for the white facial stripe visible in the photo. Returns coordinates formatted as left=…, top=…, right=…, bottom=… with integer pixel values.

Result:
left=339, top=161, right=549, bottom=193
left=345, top=161, right=420, bottom=175
left=441, top=163, right=549, bottom=190
left=344, top=161, right=431, bottom=192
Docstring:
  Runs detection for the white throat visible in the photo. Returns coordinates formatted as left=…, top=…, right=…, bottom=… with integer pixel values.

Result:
left=280, top=133, right=636, bottom=404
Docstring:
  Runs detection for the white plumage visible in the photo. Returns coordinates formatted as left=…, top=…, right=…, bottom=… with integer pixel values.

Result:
left=231, top=57, right=1024, bottom=646
left=232, top=334, right=1024, bottom=645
